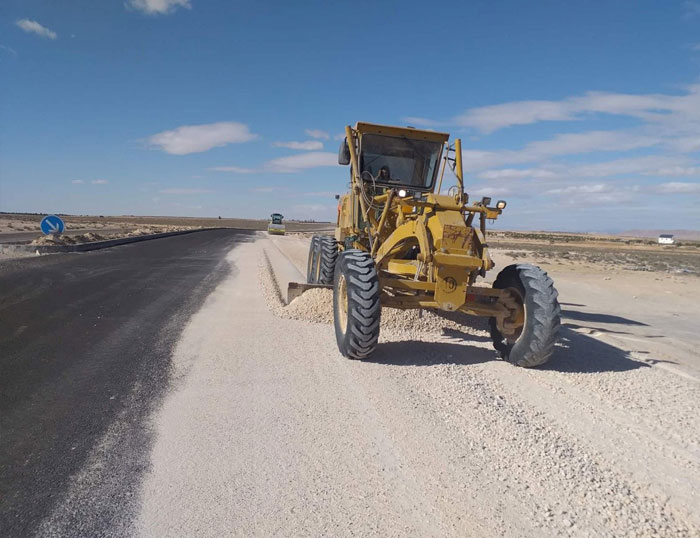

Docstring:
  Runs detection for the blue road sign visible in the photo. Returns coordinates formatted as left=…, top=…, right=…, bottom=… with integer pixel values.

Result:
left=40, top=215, right=66, bottom=235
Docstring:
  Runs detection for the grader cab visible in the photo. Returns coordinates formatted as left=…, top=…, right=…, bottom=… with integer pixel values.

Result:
left=302, top=122, right=560, bottom=367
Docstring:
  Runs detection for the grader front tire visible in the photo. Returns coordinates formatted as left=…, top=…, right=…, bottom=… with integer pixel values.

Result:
left=490, top=264, right=561, bottom=368
left=317, top=237, right=338, bottom=285
left=307, top=236, right=320, bottom=284
left=333, top=250, right=381, bottom=359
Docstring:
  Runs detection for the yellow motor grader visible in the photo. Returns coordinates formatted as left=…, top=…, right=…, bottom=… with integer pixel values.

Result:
left=302, top=122, right=560, bottom=367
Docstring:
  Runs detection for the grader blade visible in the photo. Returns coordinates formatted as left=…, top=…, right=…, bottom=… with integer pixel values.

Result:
left=287, top=282, right=332, bottom=304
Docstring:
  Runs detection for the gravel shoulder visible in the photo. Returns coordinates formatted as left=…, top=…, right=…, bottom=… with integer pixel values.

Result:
left=136, top=234, right=700, bottom=537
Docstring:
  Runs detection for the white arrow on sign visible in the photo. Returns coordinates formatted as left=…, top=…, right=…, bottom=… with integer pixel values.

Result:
left=47, top=221, right=60, bottom=232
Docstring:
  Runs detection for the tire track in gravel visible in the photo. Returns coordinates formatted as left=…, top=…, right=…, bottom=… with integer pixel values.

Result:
left=341, top=338, right=698, bottom=537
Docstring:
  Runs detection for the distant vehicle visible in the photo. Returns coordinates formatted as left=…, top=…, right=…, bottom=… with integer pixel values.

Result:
left=268, top=213, right=286, bottom=235
left=658, top=234, right=675, bottom=245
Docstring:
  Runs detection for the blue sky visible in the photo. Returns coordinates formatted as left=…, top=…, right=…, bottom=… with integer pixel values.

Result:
left=1, top=0, right=699, bottom=232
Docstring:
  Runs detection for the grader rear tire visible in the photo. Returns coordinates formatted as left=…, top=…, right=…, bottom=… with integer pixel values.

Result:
left=307, top=236, right=320, bottom=284
left=333, top=250, right=381, bottom=359
left=317, top=237, right=338, bottom=285
left=489, top=264, right=561, bottom=367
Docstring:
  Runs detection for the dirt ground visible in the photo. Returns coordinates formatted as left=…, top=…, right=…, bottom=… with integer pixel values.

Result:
left=488, top=231, right=700, bottom=276
left=265, top=234, right=699, bottom=534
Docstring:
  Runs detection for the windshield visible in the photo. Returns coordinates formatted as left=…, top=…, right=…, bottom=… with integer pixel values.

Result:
left=359, top=134, right=442, bottom=189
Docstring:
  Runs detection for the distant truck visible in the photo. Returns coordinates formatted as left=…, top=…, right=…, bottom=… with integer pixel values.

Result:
left=268, top=213, right=286, bottom=235
left=658, top=234, right=675, bottom=245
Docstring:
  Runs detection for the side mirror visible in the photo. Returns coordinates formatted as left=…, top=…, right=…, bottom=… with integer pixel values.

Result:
left=334, top=194, right=340, bottom=200
left=338, top=138, right=350, bottom=166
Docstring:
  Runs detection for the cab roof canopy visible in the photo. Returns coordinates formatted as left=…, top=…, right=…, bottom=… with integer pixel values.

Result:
left=354, top=122, right=450, bottom=144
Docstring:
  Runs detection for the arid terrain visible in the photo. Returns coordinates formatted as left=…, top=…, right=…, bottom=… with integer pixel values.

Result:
left=0, top=212, right=334, bottom=237
left=3, top=227, right=699, bottom=538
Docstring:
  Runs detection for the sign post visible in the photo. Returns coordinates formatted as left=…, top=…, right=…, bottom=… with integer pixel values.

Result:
left=40, top=215, right=66, bottom=235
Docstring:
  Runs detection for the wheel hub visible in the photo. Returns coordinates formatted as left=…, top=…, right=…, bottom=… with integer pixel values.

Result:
left=497, top=287, right=525, bottom=343
left=337, top=273, right=348, bottom=335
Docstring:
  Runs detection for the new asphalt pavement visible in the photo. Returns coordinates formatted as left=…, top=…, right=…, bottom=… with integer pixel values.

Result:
left=0, top=229, right=254, bottom=537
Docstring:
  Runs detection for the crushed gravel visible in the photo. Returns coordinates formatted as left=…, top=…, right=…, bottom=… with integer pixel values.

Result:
left=259, top=253, right=489, bottom=339
left=136, top=241, right=700, bottom=538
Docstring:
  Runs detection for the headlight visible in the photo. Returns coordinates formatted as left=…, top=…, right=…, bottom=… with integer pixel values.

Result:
left=496, top=200, right=507, bottom=209
left=398, top=189, right=407, bottom=197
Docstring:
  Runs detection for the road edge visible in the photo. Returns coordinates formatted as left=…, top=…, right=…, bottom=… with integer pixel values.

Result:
left=0, top=227, right=228, bottom=254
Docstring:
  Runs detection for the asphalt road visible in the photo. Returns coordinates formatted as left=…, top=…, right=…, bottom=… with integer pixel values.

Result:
left=0, top=229, right=254, bottom=537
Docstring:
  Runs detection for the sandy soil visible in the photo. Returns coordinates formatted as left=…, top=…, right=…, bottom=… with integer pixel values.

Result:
left=134, top=233, right=700, bottom=537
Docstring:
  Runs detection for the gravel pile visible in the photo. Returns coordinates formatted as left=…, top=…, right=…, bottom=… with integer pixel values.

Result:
left=30, top=233, right=78, bottom=246
left=259, top=254, right=489, bottom=339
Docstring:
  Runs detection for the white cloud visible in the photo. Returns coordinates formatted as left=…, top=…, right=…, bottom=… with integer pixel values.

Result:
left=265, top=152, right=337, bottom=173
left=208, top=165, right=257, bottom=173
left=573, top=155, right=694, bottom=178
left=455, top=100, right=578, bottom=133
left=303, top=191, right=337, bottom=197
left=668, top=136, right=700, bottom=152
left=476, top=168, right=558, bottom=181
left=212, top=152, right=337, bottom=174
left=147, top=121, right=257, bottom=155
left=126, top=0, right=191, bottom=15
left=545, top=183, right=612, bottom=195
left=476, top=156, right=700, bottom=183
left=292, top=204, right=332, bottom=214
left=540, top=183, right=642, bottom=205
left=684, top=1, right=700, bottom=19
left=15, top=19, right=57, bottom=40
left=249, top=187, right=275, bottom=193
left=527, top=130, right=657, bottom=156
left=333, top=133, right=347, bottom=141
left=0, top=45, right=17, bottom=56
left=403, top=117, right=445, bottom=128
left=72, top=179, right=110, bottom=184
left=305, top=129, right=330, bottom=140
left=159, top=188, right=213, bottom=194
left=272, top=140, right=324, bottom=150
left=413, top=85, right=700, bottom=135
left=469, top=186, right=512, bottom=198
left=462, top=129, right=659, bottom=171
left=654, top=182, right=700, bottom=194
left=651, top=166, right=700, bottom=177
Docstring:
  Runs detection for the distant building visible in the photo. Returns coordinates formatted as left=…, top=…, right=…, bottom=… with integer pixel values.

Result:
left=658, top=234, right=675, bottom=245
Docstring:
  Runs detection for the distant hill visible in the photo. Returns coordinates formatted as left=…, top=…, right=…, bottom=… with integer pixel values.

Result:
left=619, top=229, right=700, bottom=241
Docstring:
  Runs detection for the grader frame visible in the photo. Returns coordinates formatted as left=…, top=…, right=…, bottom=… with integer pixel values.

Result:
left=336, top=123, right=516, bottom=326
